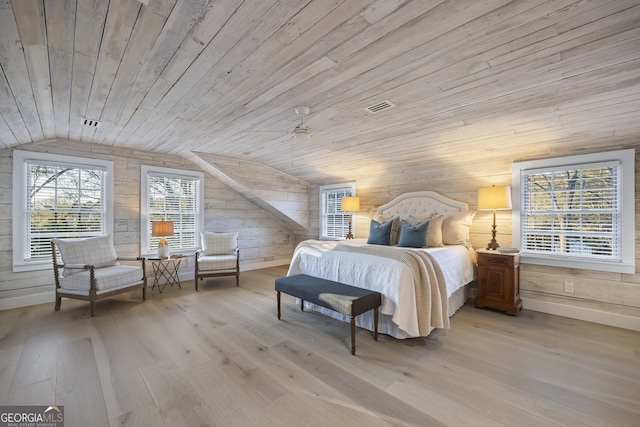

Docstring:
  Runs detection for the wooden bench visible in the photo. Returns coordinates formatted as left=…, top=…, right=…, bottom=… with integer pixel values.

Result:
left=275, top=274, right=382, bottom=355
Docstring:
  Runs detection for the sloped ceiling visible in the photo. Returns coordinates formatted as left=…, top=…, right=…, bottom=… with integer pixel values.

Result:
left=187, top=152, right=310, bottom=231
left=0, top=0, right=639, bottom=185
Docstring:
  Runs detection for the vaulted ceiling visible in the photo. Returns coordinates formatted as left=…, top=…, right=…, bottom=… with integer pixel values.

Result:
left=1, top=0, right=639, bottom=183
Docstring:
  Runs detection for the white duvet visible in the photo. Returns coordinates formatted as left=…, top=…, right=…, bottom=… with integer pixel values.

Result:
left=286, top=240, right=476, bottom=339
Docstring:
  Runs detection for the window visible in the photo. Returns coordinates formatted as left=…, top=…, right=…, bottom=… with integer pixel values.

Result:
left=141, top=166, right=204, bottom=256
left=12, top=151, right=114, bottom=272
left=319, top=182, right=356, bottom=239
left=513, top=149, right=635, bottom=273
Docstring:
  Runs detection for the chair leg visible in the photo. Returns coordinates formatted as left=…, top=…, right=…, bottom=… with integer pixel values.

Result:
left=142, top=286, right=147, bottom=300
left=55, top=296, right=61, bottom=311
left=90, top=301, right=96, bottom=317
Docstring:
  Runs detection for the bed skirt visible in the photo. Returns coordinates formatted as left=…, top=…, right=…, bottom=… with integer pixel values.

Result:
left=302, top=282, right=470, bottom=340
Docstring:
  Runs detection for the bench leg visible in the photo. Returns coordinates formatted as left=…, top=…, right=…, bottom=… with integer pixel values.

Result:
left=277, top=291, right=281, bottom=320
left=374, top=307, right=379, bottom=341
left=351, top=316, right=356, bottom=355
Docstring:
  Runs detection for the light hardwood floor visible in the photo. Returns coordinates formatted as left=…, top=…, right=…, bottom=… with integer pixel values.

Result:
left=1, top=266, right=638, bottom=427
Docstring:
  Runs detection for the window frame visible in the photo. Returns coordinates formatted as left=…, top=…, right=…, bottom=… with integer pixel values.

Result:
left=319, top=182, right=356, bottom=240
left=512, top=149, right=635, bottom=273
left=141, top=165, right=204, bottom=257
left=12, top=150, right=114, bottom=272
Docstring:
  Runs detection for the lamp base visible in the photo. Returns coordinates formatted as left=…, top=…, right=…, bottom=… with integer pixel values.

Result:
left=346, top=218, right=354, bottom=239
left=158, top=238, right=170, bottom=259
left=486, top=239, right=500, bottom=250
left=486, top=222, right=500, bottom=250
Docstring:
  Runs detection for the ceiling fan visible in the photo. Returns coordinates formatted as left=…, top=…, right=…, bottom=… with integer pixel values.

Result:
left=291, top=105, right=312, bottom=140
left=244, top=105, right=331, bottom=140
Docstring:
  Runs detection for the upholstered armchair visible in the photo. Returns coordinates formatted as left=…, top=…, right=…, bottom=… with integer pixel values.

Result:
left=51, top=235, right=146, bottom=316
left=195, top=231, right=240, bottom=290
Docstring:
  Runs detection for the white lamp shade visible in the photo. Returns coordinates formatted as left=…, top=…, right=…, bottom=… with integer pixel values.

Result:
left=478, top=186, right=512, bottom=211
left=341, top=196, right=360, bottom=212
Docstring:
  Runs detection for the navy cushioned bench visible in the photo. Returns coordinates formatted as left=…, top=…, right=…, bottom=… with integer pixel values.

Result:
left=275, top=274, right=382, bottom=355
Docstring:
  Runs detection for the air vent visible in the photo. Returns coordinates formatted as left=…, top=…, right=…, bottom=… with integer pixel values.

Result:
left=364, top=100, right=396, bottom=114
left=81, top=118, right=101, bottom=128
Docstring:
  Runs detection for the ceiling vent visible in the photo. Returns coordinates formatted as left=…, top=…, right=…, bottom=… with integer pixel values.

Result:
left=364, top=100, right=396, bottom=114
left=82, top=118, right=101, bottom=128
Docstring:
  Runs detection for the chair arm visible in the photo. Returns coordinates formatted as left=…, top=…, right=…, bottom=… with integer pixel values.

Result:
left=60, top=263, right=95, bottom=270
left=117, top=256, right=144, bottom=262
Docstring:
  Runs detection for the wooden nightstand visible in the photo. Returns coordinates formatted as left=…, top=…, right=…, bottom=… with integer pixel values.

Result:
left=476, top=250, right=522, bottom=315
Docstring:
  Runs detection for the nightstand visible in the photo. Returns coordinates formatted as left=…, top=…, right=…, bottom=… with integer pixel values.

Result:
left=475, top=250, right=522, bottom=315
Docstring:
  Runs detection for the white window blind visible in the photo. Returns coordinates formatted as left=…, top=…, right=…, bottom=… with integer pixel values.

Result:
left=25, top=162, right=107, bottom=259
left=147, top=175, right=199, bottom=252
left=142, top=166, right=204, bottom=255
left=513, top=149, right=635, bottom=274
left=521, top=161, right=620, bottom=260
left=12, top=151, right=114, bottom=272
left=319, top=183, right=355, bottom=239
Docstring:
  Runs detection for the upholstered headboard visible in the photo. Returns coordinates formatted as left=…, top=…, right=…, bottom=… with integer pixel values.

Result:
left=375, top=191, right=468, bottom=219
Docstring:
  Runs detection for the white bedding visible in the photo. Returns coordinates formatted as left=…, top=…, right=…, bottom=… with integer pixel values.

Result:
left=286, top=239, right=476, bottom=339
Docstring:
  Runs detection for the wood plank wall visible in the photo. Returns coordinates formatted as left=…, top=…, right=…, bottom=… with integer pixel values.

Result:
left=0, top=139, right=295, bottom=305
left=2, top=138, right=639, bottom=329
left=296, top=141, right=640, bottom=326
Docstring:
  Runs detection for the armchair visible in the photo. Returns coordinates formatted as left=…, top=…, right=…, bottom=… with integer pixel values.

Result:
left=195, top=231, right=240, bottom=290
left=51, top=235, right=146, bottom=316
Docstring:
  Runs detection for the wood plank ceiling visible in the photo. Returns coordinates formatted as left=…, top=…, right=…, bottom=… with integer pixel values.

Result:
left=1, top=0, right=639, bottom=183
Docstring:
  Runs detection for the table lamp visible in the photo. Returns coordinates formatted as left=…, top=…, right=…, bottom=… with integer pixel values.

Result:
left=478, top=186, right=512, bottom=250
left=152, top=221, right=174, bottom=258
left=341, top=196, right=360, bottom=239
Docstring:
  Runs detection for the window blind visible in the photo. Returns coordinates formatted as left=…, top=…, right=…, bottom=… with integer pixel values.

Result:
left=146, top=173, right=200, bottom=252
left=25, top=161, right=107, bottom=260
left=321, top=187, right=353, bottom=239
left=521, top=160, right=621, bottom=260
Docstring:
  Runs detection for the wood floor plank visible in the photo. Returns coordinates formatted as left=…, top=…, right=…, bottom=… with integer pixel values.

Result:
left=138, top=358, right=216, bottom=427
left=0, top=345, right=23, bottom=402
left=88, top=313, right=154, bottom=418
left=0, top=306, right=35, bottom=351
left=273, top=338, right=447, bottom=426
left=56, top=337, right=109, bottom=427
left=111, top=403, right=167, bottom=427
left=10, top=322, right=58, bottom=389
left=0, top=266, right=638, bottom=426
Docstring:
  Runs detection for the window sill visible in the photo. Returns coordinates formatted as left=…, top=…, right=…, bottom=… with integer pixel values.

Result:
left=521, top=253, right=635, bottom=274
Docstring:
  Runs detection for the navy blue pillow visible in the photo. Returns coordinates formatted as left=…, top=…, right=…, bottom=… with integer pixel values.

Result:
left=398, top=220, right=429, bottom=248
left=367, top=219, right=393, bottom=245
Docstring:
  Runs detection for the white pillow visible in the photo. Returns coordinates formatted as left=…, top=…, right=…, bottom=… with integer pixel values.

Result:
left=442, top=211, right=476, bottom=245
left=53, top=235, right=118, bottom=276
left=201, top=231, right=238, bottom=255
left=427, top=215, right=444, bottom=247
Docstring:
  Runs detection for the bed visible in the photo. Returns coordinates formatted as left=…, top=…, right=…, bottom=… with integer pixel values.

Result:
left=286, top=191, right=477, bottom=339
